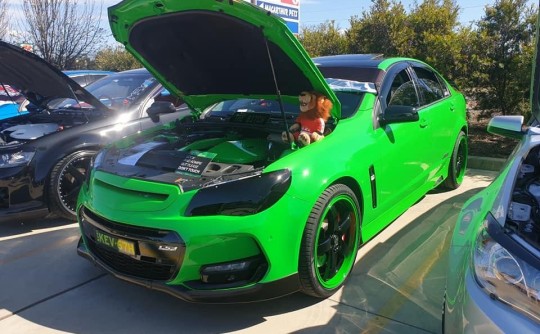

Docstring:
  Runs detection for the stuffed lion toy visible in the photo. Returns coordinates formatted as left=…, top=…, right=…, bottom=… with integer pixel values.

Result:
left=282, top=91, right=333, bottom=146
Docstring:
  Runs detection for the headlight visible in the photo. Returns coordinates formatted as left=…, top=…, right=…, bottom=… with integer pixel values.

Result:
left=473, top=213, right=540, bottom=322
left=0, top=151, right=35, bottom=168
left=185, top=169, right=291, bottom=216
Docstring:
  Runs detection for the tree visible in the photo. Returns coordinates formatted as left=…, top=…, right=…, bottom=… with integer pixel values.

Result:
left=473, top=0, right=537, bottom=116
left=298, top=21, right=347, bottom=57
left=408, top=0, right=461, bottom=79
left=346, top=0, right=413, bottom=56
left=20, top=0, right=108, bottom=69
left=0, top=0, right=8, bottom=39
left=94, top=45, right=141, bottom=72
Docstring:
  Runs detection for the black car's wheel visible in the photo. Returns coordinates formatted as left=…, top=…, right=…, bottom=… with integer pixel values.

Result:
left=443, top=131, right=467, bottom=190
left=48, top=150, right=97, bottom=220
left=299, top=184, right=361, bottom=298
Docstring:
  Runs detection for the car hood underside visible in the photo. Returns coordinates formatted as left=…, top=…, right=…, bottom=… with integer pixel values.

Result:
left=0, top=41, right=103, bottom=110
left=108, top=0, right=340, bottom=117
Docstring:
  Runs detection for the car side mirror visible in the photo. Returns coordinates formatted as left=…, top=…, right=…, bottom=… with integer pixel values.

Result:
left=488, top=115, right=525, bottom=139
left=379, top=105, right=419, bottom=126
left=147, top=101, right=176, bottom=123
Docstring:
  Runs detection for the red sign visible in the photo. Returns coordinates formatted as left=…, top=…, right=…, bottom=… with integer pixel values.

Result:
left=20, top=43, right=33, bottom=53
left=281, top=0, right=299, bottom=6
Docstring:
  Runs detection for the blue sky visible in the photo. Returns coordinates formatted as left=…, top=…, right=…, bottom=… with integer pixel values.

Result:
left=8, top=0, right=538, bottom=45
left=98, top=0, right=537, bottom=35
left=299, top=0, right=537, bottom=28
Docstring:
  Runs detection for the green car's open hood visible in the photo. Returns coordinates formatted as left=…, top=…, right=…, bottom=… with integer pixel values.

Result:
left=108, top=0, right=340, bottom=117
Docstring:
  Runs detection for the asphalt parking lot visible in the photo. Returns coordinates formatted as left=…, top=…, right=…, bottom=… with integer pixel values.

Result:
left=0, top=168, right=499, bottom=334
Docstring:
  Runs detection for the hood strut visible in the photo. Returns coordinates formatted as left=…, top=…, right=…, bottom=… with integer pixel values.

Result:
left=263, top=35, right=293, bottom=148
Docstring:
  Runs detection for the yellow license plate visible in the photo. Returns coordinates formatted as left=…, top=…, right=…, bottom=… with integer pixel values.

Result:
left=117, top=238, right=136, bottom=256
left=95, top=230, right=136, bottom=256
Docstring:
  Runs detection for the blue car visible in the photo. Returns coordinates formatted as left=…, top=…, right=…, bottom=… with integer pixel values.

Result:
left=0, top=84, right=25, bottom=120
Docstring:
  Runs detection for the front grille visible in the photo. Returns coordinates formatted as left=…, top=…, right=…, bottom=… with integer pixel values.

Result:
left=85, top=237, right=178, bottom=280
left=80, top=207, right=185, bottom=281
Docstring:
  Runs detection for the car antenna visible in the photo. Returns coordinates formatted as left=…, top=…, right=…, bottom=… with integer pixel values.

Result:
left=262, top=35, right=294, bottom=148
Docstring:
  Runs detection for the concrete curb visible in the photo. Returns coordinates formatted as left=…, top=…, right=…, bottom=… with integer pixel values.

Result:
left=468, top=155, right=506, bottom=171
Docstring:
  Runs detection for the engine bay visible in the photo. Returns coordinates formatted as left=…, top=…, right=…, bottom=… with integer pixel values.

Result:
left=98, top=116, right=293, bottom=192
left=0, top=107, right=109, bottom=146
left=508, top=145, right=540, bottom=250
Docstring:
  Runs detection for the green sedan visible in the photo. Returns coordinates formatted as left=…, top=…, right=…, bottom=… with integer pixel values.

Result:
left=76, top=0, right=467, bottom=302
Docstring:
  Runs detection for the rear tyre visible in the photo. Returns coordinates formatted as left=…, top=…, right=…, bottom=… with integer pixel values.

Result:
left=48, top=150, right=97, bottom=220
left=443, top=131, right=467, bottom=190
left=299, top=184, right=361, bottom=298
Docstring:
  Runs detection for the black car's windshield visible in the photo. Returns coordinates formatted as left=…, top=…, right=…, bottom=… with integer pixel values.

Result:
left=49, top=71, right=158, bottom=111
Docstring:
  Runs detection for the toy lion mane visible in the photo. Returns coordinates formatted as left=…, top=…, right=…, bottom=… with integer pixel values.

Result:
left=300, top=91, right=332, bottom=121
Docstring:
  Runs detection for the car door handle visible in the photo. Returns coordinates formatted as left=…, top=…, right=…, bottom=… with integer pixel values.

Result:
left=419, top=118, right=428, bottom=128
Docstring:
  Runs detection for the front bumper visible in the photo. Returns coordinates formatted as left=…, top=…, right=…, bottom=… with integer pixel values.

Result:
left=0, top=165, right=47, bottom=223
left=444, top=271, right=539, bottom=333
left=77, top=236, right=300, bottom=303
left=77, top=203, right=304, bottom=302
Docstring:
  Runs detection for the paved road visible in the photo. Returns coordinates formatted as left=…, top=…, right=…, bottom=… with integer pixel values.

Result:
left=0, top=169, right=498, bottom=334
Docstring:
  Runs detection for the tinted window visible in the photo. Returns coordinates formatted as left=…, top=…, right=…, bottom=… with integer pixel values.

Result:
left=205, top=99, right=298, bottom=119
left=335, top=92, right=363, bottom=118
left=387, top=70, right=419, bottom=108
left=85, top=73, right=158, bottom=110
left=50, top=72, right=158, bottom=111
left=70, top=76, right=88, bottom=86
left=205, top=95, right=362, bottom=120
left=414, top=67, right=446, bottom=105
left=85, top=74, right=108, bottom=86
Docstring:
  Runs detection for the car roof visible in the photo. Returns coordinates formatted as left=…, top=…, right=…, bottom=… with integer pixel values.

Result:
left=63, top=70, right=115, bottom=76
left=313, top=54, right=386, bottom=84
left=313, top=54, right=386, bottom=68
left=110, top=68, right=150, bottom=75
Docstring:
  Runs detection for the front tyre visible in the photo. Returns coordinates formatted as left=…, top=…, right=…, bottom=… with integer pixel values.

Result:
left=48, top=150, right=97, bottom=220
left=299, top=184, right=361, bottom=298
left=443, top=131, right=467, bottom=190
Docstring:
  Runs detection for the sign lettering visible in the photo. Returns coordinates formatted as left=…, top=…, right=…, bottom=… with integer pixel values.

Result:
left=257, top=1, right=299, bottom=21
left=176, top=154, right=213, bottom=176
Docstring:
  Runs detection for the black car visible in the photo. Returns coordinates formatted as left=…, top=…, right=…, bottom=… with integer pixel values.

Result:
left=0, top=41, right=187, bottom=222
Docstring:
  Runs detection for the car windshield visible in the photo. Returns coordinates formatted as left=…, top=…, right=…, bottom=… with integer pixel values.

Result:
left=204, top=92, right=363, bottom=120
left=50, top=71, right=158, bottom=111
left=205, top=99, right=297, bottom=118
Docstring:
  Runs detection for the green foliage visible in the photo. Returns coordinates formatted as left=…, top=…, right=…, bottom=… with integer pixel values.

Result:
left=408, top=0, right=461, bottom=77
left=93, top=45, right=141, bottom=72
left=66, top=0, right=539, bottom=119
left=472, top=0, right=536, bottom=117
left=296, top=0, right=538, bottom=118
left=346, top=0, right=413, bottom=56
left=298, top=21, right=347, bottom=57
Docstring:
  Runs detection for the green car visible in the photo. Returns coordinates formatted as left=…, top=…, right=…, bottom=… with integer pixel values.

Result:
left=77, top=0, right=467, bottom=302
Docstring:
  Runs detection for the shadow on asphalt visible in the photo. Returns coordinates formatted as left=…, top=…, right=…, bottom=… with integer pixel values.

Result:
left=0, top=188, right=484, bottom=333
left=291, top=187, right=485, bottom=334
left=0, top=215, right=76, bottom=238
